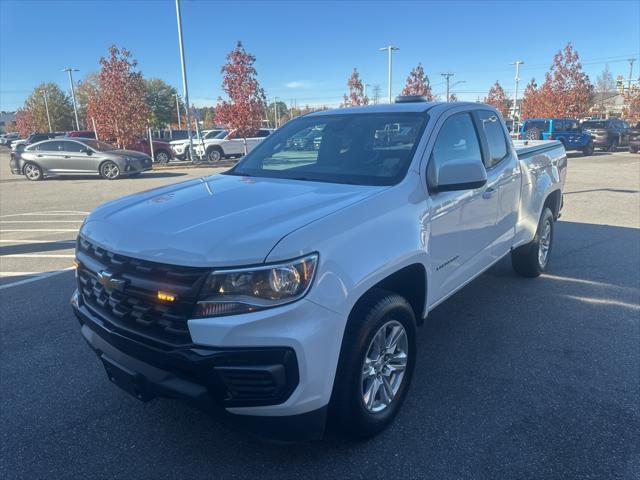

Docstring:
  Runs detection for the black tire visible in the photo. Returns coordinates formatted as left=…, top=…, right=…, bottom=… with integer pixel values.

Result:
left=207, top=146, right=223, bottom=163
left=608, top=137, right=619, bottom=152
left=155, top=150, right=170, bottom=164
left=99, top=161, right=120, bottom=180
left=582, top=140, right=594, bottom=156
left=524, top=127, right=541, bottom=141
left=330, top=289, right=416, bottom=439
left=23, top=162, right=43, bottom=181
left=630, top=146, right=639, bottom=154
left=511, top=207, right=554, bottom=277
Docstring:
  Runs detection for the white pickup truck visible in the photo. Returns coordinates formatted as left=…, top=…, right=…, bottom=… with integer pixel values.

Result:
left=194, top=128, right=273, bottom=162
left=71, top=98, right=567, bottom=440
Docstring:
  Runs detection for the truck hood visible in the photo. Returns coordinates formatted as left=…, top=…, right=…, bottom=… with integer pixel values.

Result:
left=82, top=173, right=384, bottom=267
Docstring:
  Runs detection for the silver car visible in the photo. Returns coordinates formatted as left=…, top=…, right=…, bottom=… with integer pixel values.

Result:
left=10, top=138, right=153, bottom=181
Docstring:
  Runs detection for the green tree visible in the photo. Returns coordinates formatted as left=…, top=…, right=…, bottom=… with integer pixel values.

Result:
left=23, top=82, right=75, bottom=132
left=144, top=78, right=181, bottom=129
left=264, top=100, right=289, bottom=127
left=75, top=72, right=99, bottom=129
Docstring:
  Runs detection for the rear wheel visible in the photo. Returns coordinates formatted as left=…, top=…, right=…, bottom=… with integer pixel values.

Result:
left=100, top=161, right=120, bottom=180
left=511, top=207, right=554, bottom=277
left=608, top=137, right=619, bottom=152
left=582, top=140, right=594, bottom=156
left=630, top=146, right=639, bottom=153
left=330, top=290, right=416, bottom=439
left=23, top=162, right=43, bottom=181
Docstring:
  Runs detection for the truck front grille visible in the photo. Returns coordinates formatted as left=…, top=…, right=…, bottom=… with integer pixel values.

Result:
left=76, top=236, right=209, bottom=347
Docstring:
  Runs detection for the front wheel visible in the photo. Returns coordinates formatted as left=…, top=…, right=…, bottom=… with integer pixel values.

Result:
left=330, top=290, right=416, bottom=439
left=582, top=140, right=594, bottom=156
left=23, top=162, right=43, bottom=181
left=511, top=207, right=554, bottom=277
left=630, top=146, right=639, bottom=153
left=207, top=147, right=223, bottom=163
left=100, top=161, right=120, bottom=180
left=155, top=150, right=170, bottom=164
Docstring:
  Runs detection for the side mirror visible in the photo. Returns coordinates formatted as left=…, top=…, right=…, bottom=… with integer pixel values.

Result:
left=82, top=147, right=93, bottom=155
left=429, top=157, right=487, bottom=193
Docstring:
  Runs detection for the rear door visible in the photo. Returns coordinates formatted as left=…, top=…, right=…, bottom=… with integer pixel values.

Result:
left=474, top=110, right=521, bottom=257
left=561, top=119, right=584, bottom=149
left=31, top=140, right=66, bottom=172
left=246, top=129, right=272, bottom=152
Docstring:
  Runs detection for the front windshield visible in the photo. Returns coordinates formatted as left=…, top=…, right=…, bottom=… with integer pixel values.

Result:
left=226, top=113, right=428, bottom=186
left=82, top=139, right=116, bottom=151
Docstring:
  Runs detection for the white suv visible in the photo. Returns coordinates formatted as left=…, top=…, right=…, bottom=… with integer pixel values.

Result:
left=195, top=128, right=273, bottom=162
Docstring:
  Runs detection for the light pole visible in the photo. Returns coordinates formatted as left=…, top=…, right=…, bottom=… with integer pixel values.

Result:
left=273, top=97, right=279, bottom=128
left=511, top=60, right=524, bottom=132
left=379, top=45, right=399, bottom=103
left=174, top=93, right=182, bottom=129
left=175, top=0, right=195, bottom=160
left=450, top=80, right=466, bottom=101
left=40, top=89, right=52, bottom=132
left=364, top=83, right=371, bottom=101
left=62, top=68, right=80, bottom=130
left=441, top=73, right=454, bottom=102
left=628, top=58, right=636, bottom=92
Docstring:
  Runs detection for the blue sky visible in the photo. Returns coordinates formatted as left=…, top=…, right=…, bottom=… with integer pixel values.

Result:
left=1, top=0, right=638, bottom=111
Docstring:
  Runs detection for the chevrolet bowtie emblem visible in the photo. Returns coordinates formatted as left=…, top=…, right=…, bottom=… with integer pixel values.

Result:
left=97, top=270, right=127, bottom=291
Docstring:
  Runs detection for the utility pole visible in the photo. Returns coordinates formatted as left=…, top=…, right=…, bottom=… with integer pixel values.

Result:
left=273, top=97, right=279, bottom=128
left=441, top=73, right=454, bottom=102
left=628, top=58, right=636, bottom=91
left=379, top=45, right=399, bottom=103
left=40, top=89, right=52, bottom=132
left=174, top=93, right=182, bottom=129
left=175, top=0, right=195, bottom=160
left=364, top=83, right=371, bottom=101
left=62, top=68, right=80, bottom=130
left=511, top=60, right=524, bottom=132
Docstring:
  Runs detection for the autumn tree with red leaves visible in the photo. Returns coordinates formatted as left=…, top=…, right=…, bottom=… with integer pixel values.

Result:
left=520, top=78, right=539, bottom=119
left=216, top=41, right=266, bottom=140
left=534, top=43, right=593, bottom=118
left=15, top=108, right=37, bottom=137
left=342, top=68, right=369, bottom=107
left=401, top=63, right=433, bottom=100
left=87, top=45, right=149, bottom=148
left=622, top=87, right=640, bottom=124
left=484, top=81, right=510, bottom=117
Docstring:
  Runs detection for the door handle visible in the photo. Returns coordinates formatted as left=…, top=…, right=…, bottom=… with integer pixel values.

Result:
left=482, top=187, right=499, bottom=199
left=64, top=155, right=71, bottom=158
left=37, top=154, right=43, bottom=157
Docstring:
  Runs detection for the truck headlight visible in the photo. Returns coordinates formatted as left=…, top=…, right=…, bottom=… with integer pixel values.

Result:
left=194, top=254, right=318, bottom=318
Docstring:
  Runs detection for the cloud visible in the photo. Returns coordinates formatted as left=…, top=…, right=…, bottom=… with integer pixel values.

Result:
left=285, top=81, right=311, bottom=89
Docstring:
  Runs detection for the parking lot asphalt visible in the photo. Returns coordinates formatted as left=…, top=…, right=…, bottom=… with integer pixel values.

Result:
left=1, top=148, right=639, bottom=479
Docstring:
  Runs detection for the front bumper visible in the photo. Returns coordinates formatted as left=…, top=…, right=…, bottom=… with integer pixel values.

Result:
left=72, top=289, right=340, bottom=439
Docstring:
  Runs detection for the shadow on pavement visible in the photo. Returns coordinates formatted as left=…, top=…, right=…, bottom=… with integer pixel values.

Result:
left=0, top=241, right=75, bottom=256
left=1, top=221, right=638, bottom=479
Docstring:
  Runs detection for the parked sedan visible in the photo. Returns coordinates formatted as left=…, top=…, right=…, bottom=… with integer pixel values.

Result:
left=10, top=138, right=152, bottom=181
left=127, top=138, right=174, bottom=163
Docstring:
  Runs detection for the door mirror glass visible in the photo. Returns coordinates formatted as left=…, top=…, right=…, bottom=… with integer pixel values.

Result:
left=82, top=147, right=93, bottom=155
left=432, top=157, right=487, bottom=192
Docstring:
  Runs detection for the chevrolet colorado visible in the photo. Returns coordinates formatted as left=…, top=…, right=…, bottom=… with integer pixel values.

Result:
left=71, top=98, right=567, bottom=440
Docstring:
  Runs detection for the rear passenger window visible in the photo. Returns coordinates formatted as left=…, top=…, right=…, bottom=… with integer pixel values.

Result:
left=477, top=110, right=508, bottom=167
left=36, top=141, right=60, bottom=151
left=431, top=113, right=482, bottom=167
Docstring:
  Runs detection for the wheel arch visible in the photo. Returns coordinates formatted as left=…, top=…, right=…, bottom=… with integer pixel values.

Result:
left=543, top=188, right=562, bottom=220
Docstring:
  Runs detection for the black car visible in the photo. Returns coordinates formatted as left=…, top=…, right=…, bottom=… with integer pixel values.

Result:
left=581, top=119, right=630, bottom=151
left=629, top=122, right=640, bottom=153
left=25, top=132, right=66, bottom=144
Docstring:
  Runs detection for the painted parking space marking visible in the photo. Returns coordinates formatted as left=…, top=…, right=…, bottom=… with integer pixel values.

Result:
left=1, top=229, right=80, bottom=232
left=1, top=254, right=75, bottom=258
left=0, top=268, right=74, bottom=290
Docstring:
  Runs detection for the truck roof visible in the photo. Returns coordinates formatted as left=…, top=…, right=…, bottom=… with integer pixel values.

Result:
left=307, top=101, right=482, bottom=117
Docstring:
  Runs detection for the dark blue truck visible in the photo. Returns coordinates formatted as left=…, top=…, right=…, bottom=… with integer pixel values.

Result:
left=520, top=118, right=594, bottom=155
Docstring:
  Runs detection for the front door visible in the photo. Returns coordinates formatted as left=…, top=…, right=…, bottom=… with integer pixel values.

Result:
left=425, top=111, right=499, bottom=306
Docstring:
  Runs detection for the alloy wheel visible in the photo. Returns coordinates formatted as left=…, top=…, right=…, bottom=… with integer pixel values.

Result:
left=101, top=162, right=120, bottom=179
left=24, top=164, right=41, bottom=180
left=361, top=320, right=408, bottom=413
left=538, top=219, right=552, bottom=268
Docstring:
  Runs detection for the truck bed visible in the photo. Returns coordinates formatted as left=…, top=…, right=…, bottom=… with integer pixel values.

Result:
left=513, top=139, right=562, bottom=158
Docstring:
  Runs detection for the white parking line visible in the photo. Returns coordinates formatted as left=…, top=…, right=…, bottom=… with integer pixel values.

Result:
left=0, top=229, right=80, bottom=232
left=0, top=239, right=76, bottom=244
left=1, top=254, right=75, bottom=258
left=0, top=268, right=74, bottom=290
left=0, top=211, right=88, bottom=218
left=1, top=220, right=84, bottom=223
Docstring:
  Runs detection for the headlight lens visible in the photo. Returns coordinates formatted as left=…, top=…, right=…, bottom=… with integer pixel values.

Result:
left=194, top=254, right=318, bottom=318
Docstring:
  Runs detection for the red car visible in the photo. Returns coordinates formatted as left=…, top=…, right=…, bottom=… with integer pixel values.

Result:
left=127, top=139, right=173, bottom=163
